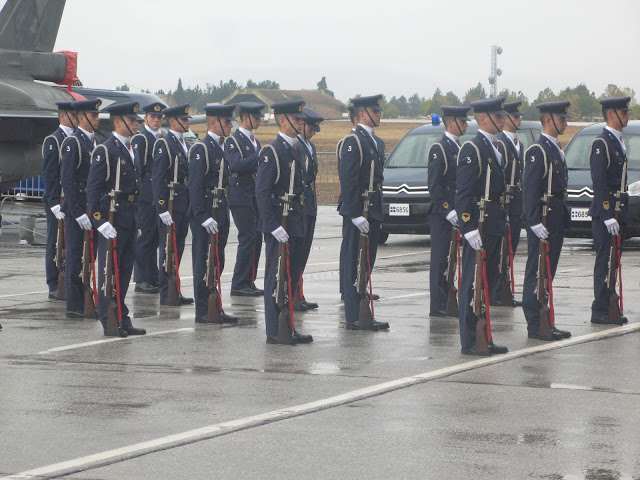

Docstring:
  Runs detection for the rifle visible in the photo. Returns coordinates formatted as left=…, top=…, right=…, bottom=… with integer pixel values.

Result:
left=355, top=159, right=376, bottom=329
left=444, top=227, right=459, bottom=316
left=206, top=153, right=227, bottom=323
left=104, top=159, right=126, bottom=336
left=82, top=206, right=97, bottom=318
left=536, top=166, right=554, bottom=339
left=499, top=156, right=517, bottom=305
left=471, top=166, right=492, bottom=353
left=55, top=192, right=66, bottom=300
left=274, top=160, right=297, bottom=344
left=164, top=156, right=181, bottom=306
left=607, top=161, right=627, bottom=323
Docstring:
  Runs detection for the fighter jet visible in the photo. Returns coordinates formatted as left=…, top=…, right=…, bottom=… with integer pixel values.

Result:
left=0, top=0, right=78, bottom=193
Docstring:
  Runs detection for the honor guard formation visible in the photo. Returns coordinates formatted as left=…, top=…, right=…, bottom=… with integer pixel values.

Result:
left=37, top=93, right=633, bottom=353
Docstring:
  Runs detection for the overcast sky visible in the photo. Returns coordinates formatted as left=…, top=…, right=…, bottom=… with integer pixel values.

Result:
left=18, top=0, right=640, bottom=104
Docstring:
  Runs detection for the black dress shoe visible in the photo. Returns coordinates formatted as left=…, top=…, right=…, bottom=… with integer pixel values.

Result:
left=622, top=316, right=628, bottom=324
left=250, top=283, right=265, bottom=295
left=489, top=300, right=503, bottom=307
left=346, top=320, right=389, bottom=331
left=591, top=314, right=623, bottom=325
left=231, top=287, right=261, bottom=297
left=341, top=293, right=344, bottom=300
left=104, top=328, right=128, bottom=337
left=293, top=301, right=309, bottom=312
left=301, top=299, right=319, bottom=309
left=66, top=311, right=84, bottom=319
left=266, top=335, right=297, bottom=345
left=461, top=346, right=490, bottom=357
left=160, top=297, right=181, bottom=306
left=135, top=282, right=159, bottom=294
left=429, top=310, right=447, bottom=317
left=552, top=326, right=571, bottom=338
left=49, top=291, right=65, bottom=301
left=488, top=342, right=508, bottom=354
left=528, top=331, right=562, bottom=341
left=125, top=326, right=146, bottom=335
left=221, top=310, right=238, bottom=323
left=195, top=316, right=213, bottom=324
left=367, top=293, right=380, bottom=300
left=292, top=329, right=313, bottom=343
left=513, top=300, right=523, bottom=307
left=179, top=294, right=193, bottom=305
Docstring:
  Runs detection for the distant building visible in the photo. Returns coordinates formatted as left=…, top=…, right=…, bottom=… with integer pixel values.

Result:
left=222, top=89, right=347, bottom=121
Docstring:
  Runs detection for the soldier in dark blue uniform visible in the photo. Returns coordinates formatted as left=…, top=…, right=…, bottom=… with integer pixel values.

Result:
left=188, top=104, right=238, bottom=324
left=59, top=99, right=101, bottom=318
left=338, top=94, right=389, bottom=331
left=42, top=101, right=76, bottom=301
left=294, top=107, right=324, bottom=311
left=589, top=97, right=631, bottom=325
left=455, top=97, right=509, bottom=356
left=428, top=106, right=470, bottom=316
left=87, top=102, right=146, bottom=337
left=152, top=104, right=194, bottom=306
left=490, top=101, right=525, bottom=307
left=256, top=100, right=313, bottom=345
left=227, top=102, right=265, bottom=297
left=132, top=101, right=166, bottom=294
left=521, top=101, right=573, bottom=340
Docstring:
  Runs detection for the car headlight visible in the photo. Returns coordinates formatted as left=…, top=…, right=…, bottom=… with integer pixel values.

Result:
left=628, top=180, right=640, bottom=196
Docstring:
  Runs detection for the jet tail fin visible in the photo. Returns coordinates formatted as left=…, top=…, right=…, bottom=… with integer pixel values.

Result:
left=0, top=0, right=66, bottom=52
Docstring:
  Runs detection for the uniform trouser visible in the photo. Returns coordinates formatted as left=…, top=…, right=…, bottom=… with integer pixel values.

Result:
left=44, top=204, right=60, bottom=292
left=263, top=233, right=305, bottom=337
left=190, top=218, right=229, bottom=319
left=230, top=205, right=262, bottom=290
left=97, top=208, right=136, bottom=330
left=133, top=201, right=159, bottom=285
left=429, top=213, right=453, bottom=313
left=490, top=216, right=522, bottom=301
left=591, top=218, right=625, bottom=317
left=298, top=215, right=317, bottom=289
left=341, top=217, right=381, bottom=325
left=458, top=233, right=501, bottom=349
left=64, top=217, right=87, bottom=313
left=339, top=219, right=347, bottom=294
left=157, top=210, right=189, bottom=300
left=486, top=232, right=504, bottom=304
left=521, top=227, right=564, bottom=333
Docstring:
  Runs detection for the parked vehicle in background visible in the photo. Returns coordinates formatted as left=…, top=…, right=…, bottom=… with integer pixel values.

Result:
left=381, top=120, right=542, bottom=240
left=564, top=120, right=640, bottom=238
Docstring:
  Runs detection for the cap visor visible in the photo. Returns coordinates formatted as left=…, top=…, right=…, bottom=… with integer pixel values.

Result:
left=510, top=112, right=523, bottom=117
left=308, top=124, right=321, bottom=132
left=290, top=112, right=306, bottom=119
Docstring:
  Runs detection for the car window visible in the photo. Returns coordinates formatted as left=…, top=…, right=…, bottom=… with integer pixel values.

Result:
left=565, top=134, right=597, bottom=169
left=385, top=133, right=442, bottom=168
left=627, top=135, right=640, bottom=169
left=519, top=129, right=540, bottom=151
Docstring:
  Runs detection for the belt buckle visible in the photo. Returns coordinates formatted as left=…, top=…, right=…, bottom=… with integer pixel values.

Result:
left=252, top=173, right=257, bottom=181
left=128, top=194, right=135, bottom=202
left=300, top=193, right=305, bottom=205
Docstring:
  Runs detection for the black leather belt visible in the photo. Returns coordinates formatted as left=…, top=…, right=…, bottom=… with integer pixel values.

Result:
left=305, top=181, right=316, bottom=191
left=117, top=193, right=138, bottom=203
left=552, top=193, right=568, bottom=201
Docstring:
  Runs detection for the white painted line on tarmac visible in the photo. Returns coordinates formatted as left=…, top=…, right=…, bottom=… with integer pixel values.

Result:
left=0, top=290, right=49, bottom=299
left=333, top=291, right=425, bottom=306
left=7, top=322, right=639, bottom=480
left=36, top=328, right=195, bottom=354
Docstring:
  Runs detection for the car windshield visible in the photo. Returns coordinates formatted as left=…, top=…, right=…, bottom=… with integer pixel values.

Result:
left=566, top=132, right=640, bottom=170
left=385, top=133, right=442, bottom=168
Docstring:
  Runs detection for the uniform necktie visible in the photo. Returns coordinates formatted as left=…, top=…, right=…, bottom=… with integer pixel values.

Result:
left=492, top=141, right=499, bottom=149
left=456, top=139, right=461, bottom=147
left=557, top=140, right=563, bottom=150
left=125, top=141, right=130, bottom=150
left=251, top=135, right=255, bottom=142
left=514, top=137, right=519, bottom=147
left=158, top=133, right=163, bottom=139
left=219, top=137, right=224, bottom=146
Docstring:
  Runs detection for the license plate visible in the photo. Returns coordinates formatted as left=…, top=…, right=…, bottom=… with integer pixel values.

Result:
left=389, top=204, right=410, bottom=216
left=571, top=207, right=591, bottom=221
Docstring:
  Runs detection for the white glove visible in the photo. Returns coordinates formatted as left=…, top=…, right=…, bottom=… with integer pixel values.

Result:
left=137, top=229, right=142, bottom=237
left=98, top=222, right=117, bottom=239
left=159, top=211, right=173, bottom=226
left=352, top=216, right=370, bottom=233
left=530, top=223, right=549, bottom=239
left=271, top=226, right=289, bottom=243
left=202, top=217, right=218, bottom=234
left=50, top=204, right=65, bottom=220
left=446, top=210, right=458, bottom=226
left=605, top=218, right=620, bottom=235
left=464, top=229, right=483, bottom=251
left=76, top=213, right=92, bottom=230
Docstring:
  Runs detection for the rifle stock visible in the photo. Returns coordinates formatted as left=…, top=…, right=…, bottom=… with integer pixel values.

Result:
left=354, top=159, right=376, bottom=329
left=607, top=161, right=626, bottom=322
left=206, top=190, right=225, bottom=324
left=82, top=227, right=96, bottom=318
left=471, top=166, right=491, bottom=353
left=536, top=167, right=553, bottom=339
left=444, top=227, right=459, bottom=316
left=104, top=160, right=124, bottom=336
left=165, top=156, right=180, bottom=306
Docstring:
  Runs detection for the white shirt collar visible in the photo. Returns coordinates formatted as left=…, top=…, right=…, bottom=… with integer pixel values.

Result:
left=503, top=130, right=518, bottom=141
left=60, top=124, right=74, bottom=136
left=79, top=127, right=95, bottom=143
left=170, top=130, right=184, bottom=141
left=359, top=123, right=375, bottom=141
left=208, top=131, right=223, bottom=149
left=478, top=129, right=502, bottom=165
left=278, top=131, right=298, bottom=148
left=542, top=133, right=560, bottom=147
left=145, top=125, right=161, bottom=138
left=113, top=131, right=134, bottom=159
left=297, top=135, right=312, bottom=152
left=605, top=126, right=625, bottom=151
left=444, top=131, right=460, bottom=144
left=239, top=127, right=255, bottom=140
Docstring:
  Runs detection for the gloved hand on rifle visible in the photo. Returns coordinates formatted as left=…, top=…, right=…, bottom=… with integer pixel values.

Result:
left=604, top=218, right=619, bottom=236
left=352, top=216, right=369, bottom=233
left=159, top=211, right=173, bottom=226
left=464, top=229, right=483, bottom=250
left=446, top=210, right=458, bottom=226
left=50, top=204, right=65, bottom=220
left=530, top=223, right=549, bottom=239
left=202, top=217, right=218, bottom=234
left=271, top=226, right=289, bottom=243
left=76, top=213, right=92, bottom=231
left=98, top=222, right=117, bottom=239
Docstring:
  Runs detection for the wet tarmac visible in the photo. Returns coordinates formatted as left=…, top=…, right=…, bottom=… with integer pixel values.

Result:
left=1, top=203, right=640, bottom=479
